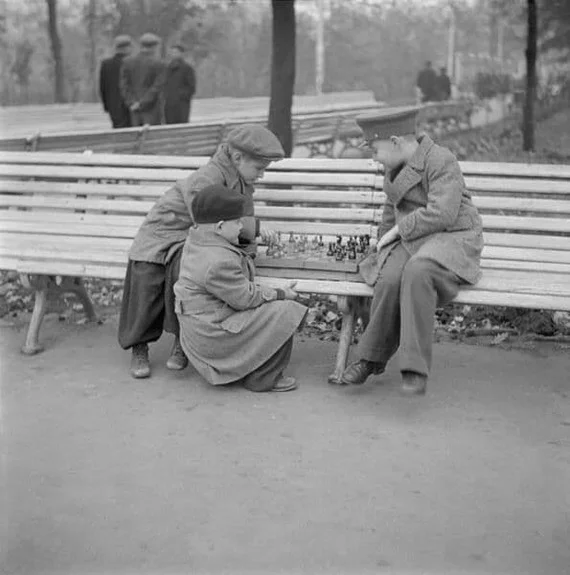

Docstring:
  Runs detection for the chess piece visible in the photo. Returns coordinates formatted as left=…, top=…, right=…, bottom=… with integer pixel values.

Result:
left=327, top=242, right=335, bottom=257
left=318, top=235, right=324, bottom=248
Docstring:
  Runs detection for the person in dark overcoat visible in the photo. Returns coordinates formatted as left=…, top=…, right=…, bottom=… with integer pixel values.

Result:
left=175, top=185, right=307, bottom=392
left=118, top=124, right=285, bottom=379
left=416, top=60, right=439, bottom=103
left=164, top=42, right=196, bottom=124
left=98, top=35, right=133, bottom=129
left=120, top=32, right=166, bottom=126
left=437, top=66, right=452, bottom=101
left=341, top=111, right=484, bottom=395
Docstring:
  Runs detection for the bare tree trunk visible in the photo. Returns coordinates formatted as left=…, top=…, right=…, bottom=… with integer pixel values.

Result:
left=523, top=0, right=537, bottom=152
left=45, top=0, right=66, bottom=103
left=268, top=0, right=296, bottom=157
left=87, top=0, right=97, bottom=101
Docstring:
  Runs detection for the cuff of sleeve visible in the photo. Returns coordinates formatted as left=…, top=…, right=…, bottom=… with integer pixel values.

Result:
left=275, top=288, right=285, bottom=300
left=398, top=213, right=415, bottom=240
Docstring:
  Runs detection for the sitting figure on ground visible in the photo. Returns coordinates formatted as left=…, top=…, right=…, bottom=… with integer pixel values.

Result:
left=118, top=124, right=285, bottom=379
left=341, top=111, right=484, bottom=395
left=174, top=185, right=307, bottom=392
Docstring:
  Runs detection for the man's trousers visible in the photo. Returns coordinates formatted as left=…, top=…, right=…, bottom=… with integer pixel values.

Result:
left=357, top=243, right=461, bottom=376
left=118, top=248, right=182, bottom=350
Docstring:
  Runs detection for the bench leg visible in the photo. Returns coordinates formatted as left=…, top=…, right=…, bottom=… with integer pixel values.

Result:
left=21, top=276, right=49, bottom=355
left=328, top=295, right=356, bottom=385
left=62, top=277, right=98, bottom=322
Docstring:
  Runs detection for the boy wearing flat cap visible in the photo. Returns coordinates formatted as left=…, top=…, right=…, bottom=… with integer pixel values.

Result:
left=174, top=185, right=306, bottom=392
left=119, top=124, right=285, bottom=379
left=340, top=110, right=483, bottom=395
left=120, top=32, right=166, bottom=126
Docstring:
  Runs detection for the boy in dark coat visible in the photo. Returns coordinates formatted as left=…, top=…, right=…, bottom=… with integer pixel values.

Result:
left=99, top=35, right=133, bottom=128
left=341, top=111, right=484, bottom=395
left=119, top=124, right=285, bottom=379
left=120, top=32, right=165, bottom=126
left=175, top=185, right=306, bottom=392
left=164, top=42, right=196, bottom=124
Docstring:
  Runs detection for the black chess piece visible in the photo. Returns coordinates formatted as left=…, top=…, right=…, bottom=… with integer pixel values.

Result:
left=318, top=235, right=324, bottom=248
left=336, top=235, right=343, bottom=246
left=327, top=242, right=335, bottom=257
left=335, top=247, right=344, bottom=261
left=348, top=247, right=357, bottom=260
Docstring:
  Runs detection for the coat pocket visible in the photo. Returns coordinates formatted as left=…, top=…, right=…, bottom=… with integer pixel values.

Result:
left=220, top=311, right=250, bottom=334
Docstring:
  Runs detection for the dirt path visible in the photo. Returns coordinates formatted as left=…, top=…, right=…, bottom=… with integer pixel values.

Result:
left=1, top=314, right=569, bottom=574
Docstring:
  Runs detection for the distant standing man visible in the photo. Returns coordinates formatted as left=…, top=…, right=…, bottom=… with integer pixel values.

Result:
left=99, top=35, right=133, bottom=129
left=164, top=42, right=197, bottom=124
left=416, top=60, right=438, bottom=103
left=437, top=66, right=452, bottom=101
left=120, top=32, right=165, bottom=126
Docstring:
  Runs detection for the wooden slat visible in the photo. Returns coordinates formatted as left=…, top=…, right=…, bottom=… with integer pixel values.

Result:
left=480, top=214, right=570, bottom=234
left=483, top=232, right=570, bottom=251
left=482, top=245, right=570, bottom=265
left=0, top=180, right=166, bottom=198
left=0, top=195, right=154, bottom=213
left=0, top=152, right=378, bottom=173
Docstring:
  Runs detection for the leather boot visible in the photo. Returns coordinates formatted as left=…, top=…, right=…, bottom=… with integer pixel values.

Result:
left=166, top=338, right=188, bottom=370
left=341, top=359, right=385, bottom=385
left=401, top=371, right=427, bottom=396
left=130, top=343, right=150, bottom=379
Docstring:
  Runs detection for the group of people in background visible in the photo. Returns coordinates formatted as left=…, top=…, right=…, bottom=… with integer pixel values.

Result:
left=99, top=32, right=197, bottom=129
left=416, top=60, right=451, bottom=103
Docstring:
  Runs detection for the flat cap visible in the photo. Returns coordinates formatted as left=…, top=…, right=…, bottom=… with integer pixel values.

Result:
left=114, top=35, right=132, bottom=49
left=191, top=184, right=245, bottom=224
left=356, top=106, right=420, bottom=141
left=140, top=32, right=161, bottom=47
left=227, top=124, right=285, bottom=161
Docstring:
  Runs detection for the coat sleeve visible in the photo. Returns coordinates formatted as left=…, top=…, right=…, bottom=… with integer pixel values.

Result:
left=119, top=59, right=135, bottom=107
left=378, top=197, right=396, bottom=239
left=99, top=62, right=108, bottom=111
left=398, top=152, right=463, bottom=242
left=185, top=65, right=196, bottom=99
left=204, top=256, right=277, bottom=311
left=139, top=61, right=166, bottom=110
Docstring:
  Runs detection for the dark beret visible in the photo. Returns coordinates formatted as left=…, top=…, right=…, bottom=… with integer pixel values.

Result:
left=114, top=35, right=132, bottom=49
left=191, top=184, right=245, bottom=224
left=140, top=32, right=160, bottom=47
left=356, top=106, right=420, bottom=141
left=226, top=124, right=285, bottom=161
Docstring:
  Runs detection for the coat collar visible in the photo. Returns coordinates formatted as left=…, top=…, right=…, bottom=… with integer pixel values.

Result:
left=385, top=135, right=435, bottom=204
left=188, top=227, right=244, bottom=256
left=211, top=144, right=243, bottom=193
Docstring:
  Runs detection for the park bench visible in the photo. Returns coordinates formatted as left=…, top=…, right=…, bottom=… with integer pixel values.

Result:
left=1, top=151, right=569, bottom=384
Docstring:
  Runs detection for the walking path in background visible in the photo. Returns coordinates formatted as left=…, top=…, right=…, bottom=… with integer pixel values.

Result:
left=0, top=91, right=377, bottom=139
left=1, top=313, right=569, bottom=573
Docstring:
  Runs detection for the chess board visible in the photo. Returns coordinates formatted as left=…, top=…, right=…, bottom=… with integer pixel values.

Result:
left=256, top=233, right=372, bottom=281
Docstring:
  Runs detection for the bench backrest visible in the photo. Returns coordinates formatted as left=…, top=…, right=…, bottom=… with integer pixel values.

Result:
left=1, top=152, right=569, bottom=274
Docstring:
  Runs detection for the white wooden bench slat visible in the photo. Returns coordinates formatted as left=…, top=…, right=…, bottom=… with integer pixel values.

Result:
left=4, top=152, right=570, bottom=180
left=0, top=152, right=380, bottom=173
left=2, top=188, right=569, bottom=217
left=483, top=232, right=570, bottom=251
left=0, top=165, right=379, bottom=188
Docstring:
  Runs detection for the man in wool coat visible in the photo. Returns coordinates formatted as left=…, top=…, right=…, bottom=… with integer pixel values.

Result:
left=99, top=35, right=133, bottom=128
left=118, top=124, right=285, bottom=380
left=164, top=42, right=196, bottom=124
left=120, top=32, right=165, bottom=126
left=340, top=110, right=484, bottom=395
